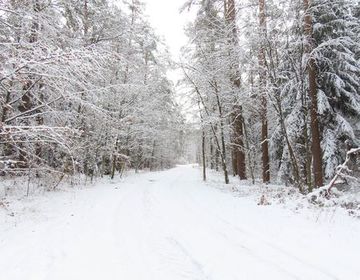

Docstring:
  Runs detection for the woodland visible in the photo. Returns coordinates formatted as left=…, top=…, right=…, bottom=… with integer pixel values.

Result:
left=1, top=0, right=186, bottom=185
left=0, top=0, right=360, bottom=196
left=1, top=1, right=360, bottom=279
left=181, top=0, right=360, bottom=197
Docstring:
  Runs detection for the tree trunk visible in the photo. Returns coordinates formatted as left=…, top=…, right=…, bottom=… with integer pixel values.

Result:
left=258, top=0, right=270, bottom=183
left=304, top=0, right=323, bottom=187
left=83, top=0, right=88, bottom=37
left=276, top=96, right=301, bottom=188
left=111, top=138, right=119, bottom=179
left=243, top=120, right=256, bottom=184
left=1, top=82, right=14, bottom=160
left=197, top=100, right=207, bottom=181
left=215, top=128, right=220, bottom=172
left=234, top=106, right=246, bottom=179
left=301, top=84, right=313, bottom=190
left=210, top=137, right=214, bottom=169
left=111, top=155, right=116, bottom=179
left=202, top=129, right=206, bottom=181
left=232, top=148, right=237, bottom=176
left=183, top=68, right=228, bottom=184
left=225, top=0, right=247, bottom=180
left=214, top=84, right=230, bottom=184
left=219, top=123, right=229, bottom=184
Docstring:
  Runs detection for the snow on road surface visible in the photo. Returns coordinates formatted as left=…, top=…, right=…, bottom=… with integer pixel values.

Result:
left=1, top=165, right=359, bottom=280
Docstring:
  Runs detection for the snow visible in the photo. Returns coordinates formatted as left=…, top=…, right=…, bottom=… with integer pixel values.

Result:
left=1, top=165, right=360, bottom=280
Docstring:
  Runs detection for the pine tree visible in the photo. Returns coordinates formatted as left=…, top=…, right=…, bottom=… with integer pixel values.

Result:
left=312, top=0, right=360, bottom=179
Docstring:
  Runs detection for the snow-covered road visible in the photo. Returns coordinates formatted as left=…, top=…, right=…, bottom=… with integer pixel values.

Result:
left=1, top=165, right=359, bottom=280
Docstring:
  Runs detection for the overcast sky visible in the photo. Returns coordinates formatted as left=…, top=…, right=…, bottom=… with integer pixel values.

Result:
left=142, top=0, right=197, bottom=120
left=143, top=0, right=194, bottom=60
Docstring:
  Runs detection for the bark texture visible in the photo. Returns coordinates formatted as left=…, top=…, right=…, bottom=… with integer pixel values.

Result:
left=304, top=0, right=323, bottom=187
left=226, top=0, right=247, bottom=180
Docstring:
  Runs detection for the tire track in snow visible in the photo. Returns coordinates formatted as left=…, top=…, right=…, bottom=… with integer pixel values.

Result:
left=111, top=176, right=212, bottom=280
left=156, top=187, right=304, bottom=279
left=113, top=167, right=342, bottom=280
left=138, top=178, right=213, bottom=280
left=143, top=175, right=292, bottom=279
left=178, top=186, right=340, bottom=280
left=164, top=237, right=212, bottom=280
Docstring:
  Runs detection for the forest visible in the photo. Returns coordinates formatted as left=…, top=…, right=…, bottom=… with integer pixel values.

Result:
left=0, top=0, right=186, bottom=185
left=1, top=0, right=359, bottom=195
left=0, top=1, right=360, bottom=279
left=181, top=0, right=360, bottom=196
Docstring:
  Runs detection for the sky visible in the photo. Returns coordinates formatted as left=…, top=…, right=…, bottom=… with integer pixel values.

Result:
left=143, top=0, right=194, bottom=60
left=142, top=0, right=197, bottom=121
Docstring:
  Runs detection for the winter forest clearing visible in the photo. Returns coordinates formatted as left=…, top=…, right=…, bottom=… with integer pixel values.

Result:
left=1, top=165, right=360, bottom=280
left=1, top=0, right=360, bottom=279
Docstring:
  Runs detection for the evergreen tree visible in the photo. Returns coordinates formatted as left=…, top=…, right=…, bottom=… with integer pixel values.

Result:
left=312, top=0, right=360, bottom=178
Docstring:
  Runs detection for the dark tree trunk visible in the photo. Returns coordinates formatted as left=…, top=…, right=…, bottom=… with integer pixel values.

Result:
left=111, top=138, right=119, bottom=179
left=232, top=148, right=237, bottom=176
left=202, top=129, right=206, bottom=181
left=309, top=58, right=323, bottom=187
left=219, top=124, right=229, bottom=184
left=215, top=130, right=220, bottom=172
left=304, top=0, right=323, bottom=188
left=301, top=82, right=313, bottom=190
left=234, top=106, right=246, bottom=179
left=210, top=137, right=214, bottom=169
left=225, top=0, right=247, bottom=180
left=259, top=0, right=270, bottom=183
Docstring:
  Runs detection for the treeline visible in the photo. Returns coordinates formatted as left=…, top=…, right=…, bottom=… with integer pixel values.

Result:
left=0, top=0, right=184, bottom=182
left=182, top=0, right=360, bottom=192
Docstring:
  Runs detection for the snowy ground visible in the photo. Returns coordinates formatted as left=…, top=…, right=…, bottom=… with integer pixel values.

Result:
left=1, top=165, right=359, bottom=280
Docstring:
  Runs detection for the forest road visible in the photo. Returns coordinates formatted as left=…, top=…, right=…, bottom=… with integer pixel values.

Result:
left=0, top=165, right=358, bottom=280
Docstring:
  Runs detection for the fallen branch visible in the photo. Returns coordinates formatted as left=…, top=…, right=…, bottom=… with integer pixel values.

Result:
left=309, top=147, right=360, bottom=201
left=327, top=147, right=360, bottom=194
